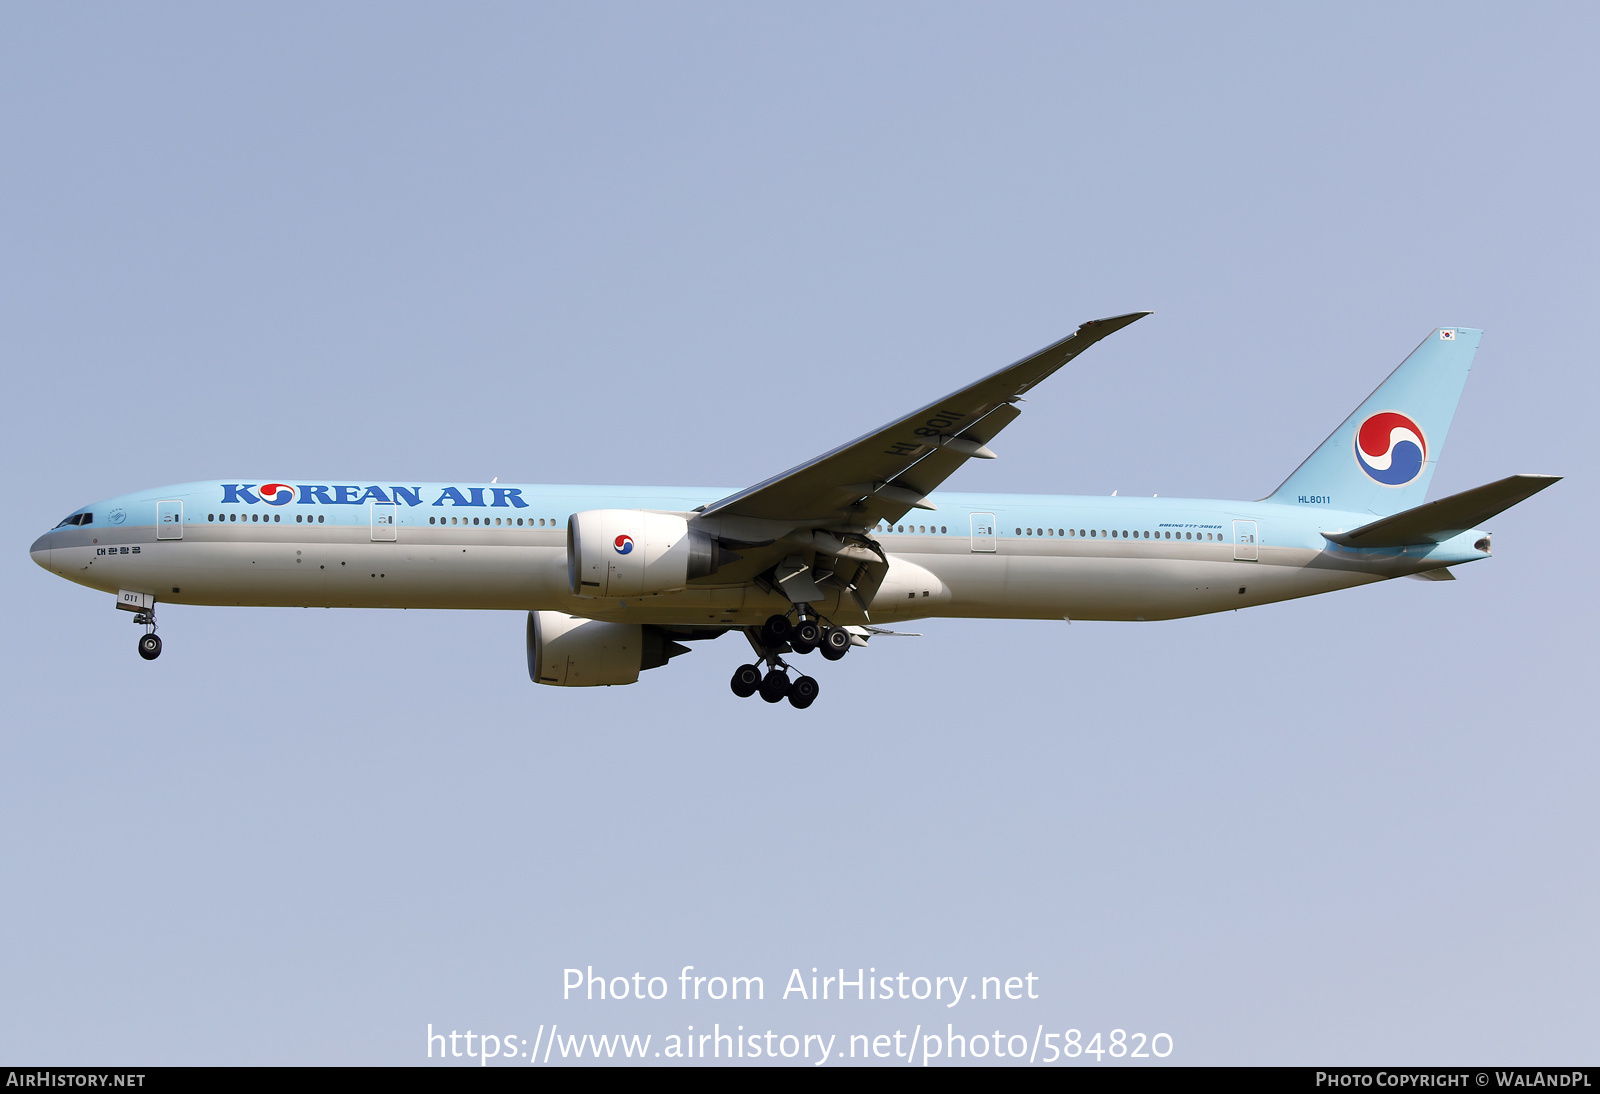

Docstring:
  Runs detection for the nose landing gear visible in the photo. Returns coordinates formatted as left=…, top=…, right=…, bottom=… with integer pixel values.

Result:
left=119, top=595, right=163, bottom=660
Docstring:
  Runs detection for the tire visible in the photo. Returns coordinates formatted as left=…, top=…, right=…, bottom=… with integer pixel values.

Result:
left=788, top=675, right=819, bottom=709
left=820, top=627, right=850, bottom=660
left=729, top=664, right=761, bottom=698
left=758, top=669, right=790, bottom=704
left=760, top=614, right=792, bottom=647
left=137, top=634, right=162, bottom=661
left=793, top=619, right=822, bottom=649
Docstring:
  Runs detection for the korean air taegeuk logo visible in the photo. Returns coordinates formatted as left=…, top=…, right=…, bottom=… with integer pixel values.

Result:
left=1353, top=412, right=1427, bottom=486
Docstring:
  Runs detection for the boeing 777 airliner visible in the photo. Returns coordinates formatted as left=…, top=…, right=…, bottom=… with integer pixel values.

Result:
left=30, top=314, right=1558, bottom=708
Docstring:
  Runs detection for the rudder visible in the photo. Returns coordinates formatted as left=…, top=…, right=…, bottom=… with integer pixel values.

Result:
left=1267, top=327, right=1480, bottom=517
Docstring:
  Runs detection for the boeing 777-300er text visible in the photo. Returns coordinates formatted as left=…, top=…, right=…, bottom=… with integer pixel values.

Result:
left=31, top=314, right=1559, bottom=709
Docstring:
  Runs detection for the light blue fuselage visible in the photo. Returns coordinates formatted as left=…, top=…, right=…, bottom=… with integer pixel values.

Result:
left=29, top=479, right=1490, bottom=625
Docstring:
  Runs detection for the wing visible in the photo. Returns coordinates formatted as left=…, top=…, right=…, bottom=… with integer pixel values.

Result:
left=699, top=311, right=1151, bottom=530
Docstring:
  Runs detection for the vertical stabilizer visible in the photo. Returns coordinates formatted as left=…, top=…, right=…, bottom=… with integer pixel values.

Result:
left=1267, top=328, right=1480, bottom=517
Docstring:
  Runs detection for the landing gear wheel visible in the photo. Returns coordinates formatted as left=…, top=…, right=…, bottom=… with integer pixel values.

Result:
left=788, top=675, right=819, bottom=709
left=758, top=669, right=791, bottom=704
left=791, top=619, right=822, bottom=654
left=730, top=664, right=761, bottom=698
left=137, top=633, right=162, bottom=661
left=760, top=614, right=793, bottom=648
left=819, top=627, right=850, bottom=660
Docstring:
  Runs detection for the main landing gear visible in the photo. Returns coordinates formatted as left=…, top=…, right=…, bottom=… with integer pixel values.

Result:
left=728, top=662, right=819, bottom=709
left=729, top=612, right=853, bottom=709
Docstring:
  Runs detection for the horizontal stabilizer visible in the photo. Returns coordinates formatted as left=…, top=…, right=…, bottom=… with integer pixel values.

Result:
left=1323, top=474, right=1560, bottom=548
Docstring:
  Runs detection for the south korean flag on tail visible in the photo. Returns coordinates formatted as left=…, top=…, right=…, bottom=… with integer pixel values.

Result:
left=1439, top=329, right=1456, bottom=340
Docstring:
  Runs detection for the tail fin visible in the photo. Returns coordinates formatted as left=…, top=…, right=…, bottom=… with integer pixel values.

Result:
left=1268, top=327, right=1480, bottom=517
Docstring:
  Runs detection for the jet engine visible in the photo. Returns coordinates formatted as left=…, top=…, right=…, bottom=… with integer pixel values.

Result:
left=567, top=509, right=734, bottom=598
left=526, top=611, right=688, bottom=687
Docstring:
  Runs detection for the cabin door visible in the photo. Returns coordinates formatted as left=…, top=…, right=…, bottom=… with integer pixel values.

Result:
left=970, top=513, right=997, bottom=552
left=156, top=500, right=183, bottom=540
left=1232, top=520, right=1259, bottom=561
left=370, top=502, right=398, bottom=541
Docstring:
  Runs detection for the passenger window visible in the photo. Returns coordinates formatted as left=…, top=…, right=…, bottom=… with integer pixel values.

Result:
left=1089, top=529, right=1096, bottom=538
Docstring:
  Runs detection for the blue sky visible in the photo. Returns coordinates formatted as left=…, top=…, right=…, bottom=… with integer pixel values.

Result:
left=2, top=3, right=1594, bottom=1065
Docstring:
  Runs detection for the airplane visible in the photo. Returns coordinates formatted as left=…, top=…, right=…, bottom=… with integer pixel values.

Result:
left=29, top=314, right=1559, bottom=709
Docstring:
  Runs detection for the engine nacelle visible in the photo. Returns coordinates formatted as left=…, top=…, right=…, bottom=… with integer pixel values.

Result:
left=567, top=509, right=728, bottom=598
left=526, top=611, right=686, bottom=687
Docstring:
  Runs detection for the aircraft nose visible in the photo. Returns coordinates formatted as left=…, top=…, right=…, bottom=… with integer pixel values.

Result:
left=29, top=533, right=52, bottom=573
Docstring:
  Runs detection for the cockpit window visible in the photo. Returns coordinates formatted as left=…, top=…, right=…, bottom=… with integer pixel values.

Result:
left=53, top=513, right=92, bottom=528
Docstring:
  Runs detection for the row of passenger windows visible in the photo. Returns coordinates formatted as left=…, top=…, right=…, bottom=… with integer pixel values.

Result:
left=427, top=516, right=558, bottom=526
left=873, top=520, right=1223, bottom=541
left=1019, top=527, right=1221, bottom=540
left=206, top=513, right=562, bottom=527
left=209, top=512, right=309, bottom=523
